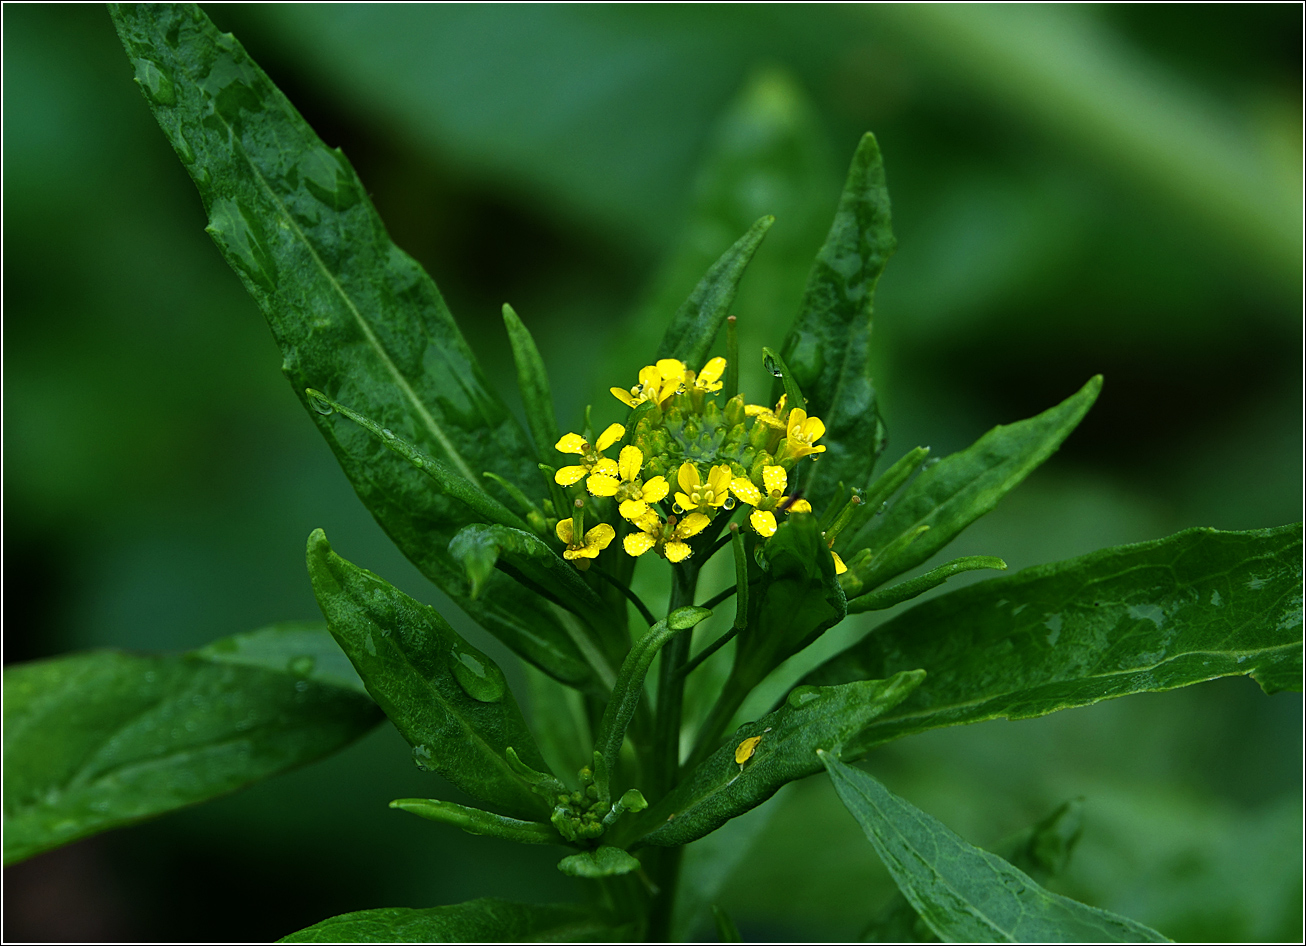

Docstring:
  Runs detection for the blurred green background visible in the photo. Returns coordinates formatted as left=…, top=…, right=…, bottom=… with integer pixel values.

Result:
left=3, top=3, right=1300, bottom=942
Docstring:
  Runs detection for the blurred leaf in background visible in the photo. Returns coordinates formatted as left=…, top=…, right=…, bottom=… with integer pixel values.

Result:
left=3, top=3, right=1299, bottom=941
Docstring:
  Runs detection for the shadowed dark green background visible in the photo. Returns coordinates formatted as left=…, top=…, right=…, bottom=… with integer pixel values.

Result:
left=3, top=4, right=1300, bottom=942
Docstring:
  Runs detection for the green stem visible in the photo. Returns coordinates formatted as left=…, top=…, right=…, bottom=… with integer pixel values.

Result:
left=675, top=624, right=739, bottom=680
left=698, top=584, right=738, bottom=612
left=589, top=566, right=658, bottom=627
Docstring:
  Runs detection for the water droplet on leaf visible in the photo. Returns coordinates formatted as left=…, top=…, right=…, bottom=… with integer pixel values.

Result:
left=412, top=745, right=435, bottom=771
left=135, top=59, right=175, bottom=106
left=306, top=390, right=334, bottom=415
left=450, top=646, right=506, bottom=702
left=381, top=428, right=395, bottom=440
left=288, top=655, right=315, bottom=678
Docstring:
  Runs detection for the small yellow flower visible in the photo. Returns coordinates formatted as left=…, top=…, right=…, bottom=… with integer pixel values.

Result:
left=831, top=550, right=848, bottom=575
left=610, top=359, right=686, bottom=409
left=684, top=356, right=726, bottom=394
left=728, top=465, right=813, bottom=537
left=623, top=510, right=710, bottom=563
left=744, top=394, right=788, bottom=430
left=555, top=518, right=615, bottom=562
left=586, top=445, right=670, bottom=520
left=554, top=423, right=624, bottom=486
left=674, top=462, right=733, bottom=516
left=781, top=408, right=826, bottom=460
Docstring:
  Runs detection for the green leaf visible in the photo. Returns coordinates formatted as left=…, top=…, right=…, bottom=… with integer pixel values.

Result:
left=109, top=4, right=579, bottom=689
left=656, top=216, right=774, bottom=368
left=614, top=670, right=924, bottom=849
left=844, top=376, right=1101, bottom=589
left=865, top=799, right=1086, bottom=942
left=279, top=898, right=624, bottom=943
left=502, top=303, right=562, bottom=463
left=388, top=798, right=560, bottom=845
left=306, top=529, right=550, bottom=818
left=3, top=622, right=380, bottom=865
left=593, top=607, right=711, bottom=791
left=712, top=905, right=742, bottom=943
left=821, top=754, right=1170, bottom=943
left=557, top=845, right=641, bottom=878
left=778, top=132, right=895, bottom=512
left=845, top=556, right=1008, bottom=612
left=760, top=345, right=807, bottom=413
left=807, top=524, right=1304, bottom=759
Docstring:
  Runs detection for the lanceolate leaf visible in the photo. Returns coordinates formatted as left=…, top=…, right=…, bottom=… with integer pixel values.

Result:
left=306, top=530, right=550, bottom=819
left=279, top=898, right=625, bottom=944
left=780, top=132, right=895, bottom=511
left=656, top=215, right=774, bottom=368
left=3, top=623, right=380, bottom=866
left=502, top=304, right=562, bottom=464
left=109, top=4, right=581, bottom=689
left=843, top=376, right=1101, bottom=589
left=807, top=525, right=1304, bottom=759
left=822, top=755, right=1170, bottom=943
left=614, top=670, right=924, bottom=849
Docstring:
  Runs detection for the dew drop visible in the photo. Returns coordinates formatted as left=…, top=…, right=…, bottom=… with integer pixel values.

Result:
left=787, top=685, right=822, bottom=708
left=205, top=198, right=276, bottom=291
left=174, top=130, right=195, bottom=165
left=762, top=352, right=783, bottom=379
left=289, top=655, right=315, bottom=678
left=135, top=59, right=176, bottom=106
left=412, top=457, right=424, bottom=467
left=412, top=745, right=436, bottom=771
left=450, top=646, right=506, bottom=702
left=364, top=632, right=377, bottom=657
left=381, top=428, right=396, bottom=440
left=723, top=496, right=737, bottom=510
left=306, top=390, right=335, bottom=415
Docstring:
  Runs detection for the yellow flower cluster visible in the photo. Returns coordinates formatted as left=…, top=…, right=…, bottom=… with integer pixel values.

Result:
left=549, top=355, right=841, bottom=568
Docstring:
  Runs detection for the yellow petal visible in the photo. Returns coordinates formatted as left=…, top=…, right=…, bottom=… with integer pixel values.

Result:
left=634, top=510, right=663, bottom=534
left=750, top=509, right=777, bottom=537
left=592, top=458, right=619, bottom=478
left=787, top=498, right=813, bottom=514
left=555, top=519, right=574, bottom=544
left=584, top=523, right=616, bottom=552
left=555, top=465, right=587, bottom=486
left=802, top=415, right=826, bottom=442
left=655, top=358, right=686, bottom=380
left=562, top=547, right=583, bottom=561
left=555, top=433, right=586, bottom=454
left=624, top=531, right=656, bottom=557
left=618, top=445, right=642, bottom=482
left=698, top=356, right=726, bottom=385
left=677, top=462, right=700, bottom=494
left=677, top=513, right=711, bottom=538
left=730, top=477, right=762, bottom=506
left=674, top=492, right=694, bottom=512
left=708, top=464, right=732, bottom=496
left=596, top=423, right=625, bottom=451
left=587, top=474, right=620, bottom=497
left=744, top=403, right=768, bottom=417
left=831, top=550, right=847, bottom=575
left=610, top=386, right=638, bottom=408
left=618, top=499, right=648, bottom=520
left=664, top=540, right=692, bottom=563
left=787, top=408, right=808, bottom=438
left=638, top=365, right=661, bottom=386
left=641, top=476, right=669, bottom=504
left=762, top=465, right=787, bottom=496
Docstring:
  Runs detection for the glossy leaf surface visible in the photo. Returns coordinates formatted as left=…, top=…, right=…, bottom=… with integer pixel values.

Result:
left=844, top=376, right=1101, bottom=588
left=557, top=846, right=641, bottom=878
left=808, top=525, right=1303, bottom=759
left=656, top=216, right=774, bottom=367
left=109, top=4, right=578, bottom=685
left=306, top=529, right=549, bottom=818
left=616, top=670, right=923, bottom=849
left=779, top=132, right=894, bottom=511
left=502, top=303, right=562, bottom=463
left=4, top=623, right=380, bottom=865
left=388, top=798, right=560, bottom=845
left=280, top=898, right=623, bottom=943
left=822, top=754, right=1170, bottom=942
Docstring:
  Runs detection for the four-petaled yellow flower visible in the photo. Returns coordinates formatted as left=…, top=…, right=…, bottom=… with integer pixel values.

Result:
left=729, top=465, right=813, bottom=537
left=685, top=356, right=727, bottom=394
left=611, top=359, right=686, bottom=409
left=555, top=518, right=615, bottom=563
left=586, top=446, right=670, bottom=520
left=623, top=510, right=710, bottom=563
left=675, top=462, right=733, bottom=516
left=744, top=394, right=788, bottom=430
left=782, top=408, right=826, bottom=460
left=554, top=423, right=624, bottom=486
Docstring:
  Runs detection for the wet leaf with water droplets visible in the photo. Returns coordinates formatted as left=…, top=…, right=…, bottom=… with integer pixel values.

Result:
left=3, top=622, right=380, bottom=865
left=279, top=898, right=628, bottom=943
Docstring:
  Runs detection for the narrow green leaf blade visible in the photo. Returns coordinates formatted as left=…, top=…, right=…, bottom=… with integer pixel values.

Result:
left=846, top=556, right=1008, bottom=613
left=780, top=132, right=895, bottom=511
left=388, top=798, right=560, bottom=845
left=3, top=623, right=380, bottom=865
left=615, top=670, right=924, bottom=849
left=845, top=377, right=1101, bottom=588
left=822, top=755, right=1170, bottom=943
left=557, top=846, right=641, bottom=878
left=279, top=898, right=623, bottom=943
left=503, top=303, right=562, bottom=463
left=109, top=4, right=577, bottom=687
left=306, top=529, right=550, bottom=818
left=808, top=525, right=1304, bottom=757
left=656, top=216, right=774, bottom=368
